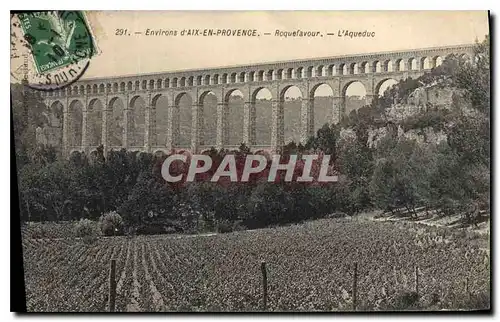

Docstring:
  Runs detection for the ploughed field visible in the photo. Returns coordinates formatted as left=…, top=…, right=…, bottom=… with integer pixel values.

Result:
left=21, top=219, right=490, bottom=312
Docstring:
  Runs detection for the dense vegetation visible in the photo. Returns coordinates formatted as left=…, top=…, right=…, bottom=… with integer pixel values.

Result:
left=14, top=37, right=490, bottom=234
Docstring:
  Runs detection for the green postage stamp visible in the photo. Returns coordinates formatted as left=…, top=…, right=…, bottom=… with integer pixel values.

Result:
left=18, top=11, right=96, bottom=74
left=11, top=11, right=98, bottom=90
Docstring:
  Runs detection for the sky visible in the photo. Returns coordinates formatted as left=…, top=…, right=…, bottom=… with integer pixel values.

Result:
left=13, top=11, right=488, bottom=98
left=80, top=11, right=488, bottom=98
left=83, top=11, right=488, bottom=76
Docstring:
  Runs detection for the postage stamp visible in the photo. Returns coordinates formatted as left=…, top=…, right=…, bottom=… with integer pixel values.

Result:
left=11, top=11, right=98, bottom=90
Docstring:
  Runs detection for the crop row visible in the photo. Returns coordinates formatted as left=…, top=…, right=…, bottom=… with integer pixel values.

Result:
left=21, top=219, right=490, bottom=312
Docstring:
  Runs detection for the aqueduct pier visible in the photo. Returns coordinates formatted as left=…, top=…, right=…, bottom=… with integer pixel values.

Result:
left=41, top=44, right=475, bottom=157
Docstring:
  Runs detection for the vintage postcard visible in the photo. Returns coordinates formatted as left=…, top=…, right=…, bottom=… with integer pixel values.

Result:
left=10, top=11, right=490, bottom=312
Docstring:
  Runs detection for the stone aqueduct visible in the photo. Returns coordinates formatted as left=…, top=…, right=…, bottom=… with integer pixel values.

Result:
left=41, top=44, right=475, bottom=157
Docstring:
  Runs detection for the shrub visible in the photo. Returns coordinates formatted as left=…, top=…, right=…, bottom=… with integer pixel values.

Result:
left=197, top=212, right=216, bottom=233
left=231, top=220, right=246, bottom=232
left=243, top=183, right=296, bottom=229
left=197, top=214, right=245, bottom=234
left=215, top=219, right=234, bottom=233
left=82, top=234, right=98, bottom=245
left=379, top=291, right=421, bottom=311
left=170, top=203, right=201, bottom=234
left=74, top=219, right=99, bottom=238
left=134, top=224, right=180, bottom=235
left=98, top=211, right=124, bottom=236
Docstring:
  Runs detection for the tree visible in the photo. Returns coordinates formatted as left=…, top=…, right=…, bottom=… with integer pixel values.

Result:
left=244, top=183, right=294, bottom=229
left=18, top=161, right=76, bottom=222
left=370, top=137, right=438, bottom=217
left=367, top=35, right=490, bottom=220
left=305, top=123, right=339, bottom=159
left=377, top=77, right=420, bottom=108
left=31, top=144, right=59, bottom=167
left=455, top=35, right=490, bottom=115
left=427, top=143, right=467, bottom=216
left=118, top=170, right=174, bottom=229
left=11, top=82, right=53, bottom=169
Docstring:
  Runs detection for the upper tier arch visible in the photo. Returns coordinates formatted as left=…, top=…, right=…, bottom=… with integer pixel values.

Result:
left=42, top=44, right=475, bottom=98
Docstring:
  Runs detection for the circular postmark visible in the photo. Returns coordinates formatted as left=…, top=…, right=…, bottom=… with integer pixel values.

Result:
left=10, top=11, right=97, bottom=91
